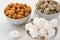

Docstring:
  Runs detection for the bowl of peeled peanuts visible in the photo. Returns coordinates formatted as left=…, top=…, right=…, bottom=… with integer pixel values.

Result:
left=35, top=0, right=60, bottom=20
left=4, top=3, right=31, bottom=25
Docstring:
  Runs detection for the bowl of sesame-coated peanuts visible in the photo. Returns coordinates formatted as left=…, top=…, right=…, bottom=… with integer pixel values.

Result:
left=35, top=0, right=60, bottom=20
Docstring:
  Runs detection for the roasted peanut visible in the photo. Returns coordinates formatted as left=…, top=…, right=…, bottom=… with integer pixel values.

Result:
left=25, top=12, right=30, bottom=17
left=17, top=14, right=23, bottom=19
left=12, top=14, right=17, bottom=19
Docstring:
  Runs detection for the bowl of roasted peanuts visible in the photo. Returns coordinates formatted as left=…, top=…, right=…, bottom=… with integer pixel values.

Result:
left=35, top=0, right=60, bottom=20
left=4, top=3, right=31, bottom=25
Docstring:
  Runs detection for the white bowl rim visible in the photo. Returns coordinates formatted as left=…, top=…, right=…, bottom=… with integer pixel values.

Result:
left=35, top=9, right=60, bottom=16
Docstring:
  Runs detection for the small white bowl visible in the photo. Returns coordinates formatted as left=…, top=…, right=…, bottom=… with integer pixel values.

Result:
left=4, top=14, right=30, bottom=25
left=35, top=9, right=60, bottom=20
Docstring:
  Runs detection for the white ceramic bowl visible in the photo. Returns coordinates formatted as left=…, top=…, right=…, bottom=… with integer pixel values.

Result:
left=4, top=14, right=30, bottom=25
left=35, top=9, right=60, bottom=20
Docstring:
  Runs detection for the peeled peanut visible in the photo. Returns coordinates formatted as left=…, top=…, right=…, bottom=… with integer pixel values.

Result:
left=11, top=7, right=15, bottom=10
left=18, top=12, right=24, bottom=15
left=25, top=12, right=30, bottom=17
left=57, top=7, right=60, bottom=12
left=44, top=8, right=50, bottom=14
left=5, top=11, right=9, bottom=15
left=20, top=9, right=24, bottom=12
left=12, top=14, right=17, bottom=19
left=48, top=4, right=55, bottom=10
left=5, top=7, right=11, bottom=10
left=19, top=4, right=23, bottom=8
left=8, top=3, right=13, bottom=8
left=41, top=5, right=46, bottom=9
left=8, top=15, right=12, bottom=18
left=17, top=14, right=23, bottom=19
left=16, top=8, right=21, bottom=12
left=57, top=4, right=60, bottom=7
left=6, top=10, right=11, bottom=15
left=13, top=4, right=17, bottom=8
left=9, top=10, right=15, bottom=15
left=25, top=7, right=31, bottom=12
left=52, top=4, right=57, bottom=8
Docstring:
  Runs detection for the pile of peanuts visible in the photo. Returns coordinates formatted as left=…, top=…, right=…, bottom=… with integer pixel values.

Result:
left=36, top=0, right=60, bottom=14
left=4, top=3, right=31, bottom=19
